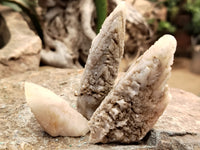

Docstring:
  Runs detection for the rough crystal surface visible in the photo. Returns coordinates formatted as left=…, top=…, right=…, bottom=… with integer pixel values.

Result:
left=89, top=35, right=177, bottom=143
left=77, top=3, right=126, bottom=119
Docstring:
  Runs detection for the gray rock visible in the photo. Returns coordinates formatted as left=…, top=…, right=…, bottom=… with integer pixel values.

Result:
left=0, top=68, right=199, bottom=149
left=0, top=7, right=41, bottom=79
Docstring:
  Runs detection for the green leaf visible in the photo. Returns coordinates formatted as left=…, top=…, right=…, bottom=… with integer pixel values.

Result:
left=184, top=0, right=200, bottom=34
left=0, top=1, right=22, bottom=11
left=158, top=21, right=176, bottom=33
left=8, top=0, right=37, bottom=14
left=94, top=0, right=108, bottom=33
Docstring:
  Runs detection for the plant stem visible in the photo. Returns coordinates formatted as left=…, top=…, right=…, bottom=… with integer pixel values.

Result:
left=94, top=0, right=107, bottom=33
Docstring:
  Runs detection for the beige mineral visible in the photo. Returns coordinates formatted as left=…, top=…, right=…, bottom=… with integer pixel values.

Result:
left=25, top=82, right=89, bottom=137
left=77, top=3, right=126, bottom=119
left=89, top=34, right=177, bottom=143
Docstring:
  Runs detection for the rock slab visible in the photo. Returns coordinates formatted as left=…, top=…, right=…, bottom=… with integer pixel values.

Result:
left=0, top=6, right=41, bottom=79
left=0, top=68, right=199, bottom=149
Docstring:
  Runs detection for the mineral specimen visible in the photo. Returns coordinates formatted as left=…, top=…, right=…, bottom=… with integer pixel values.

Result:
left=25, top=82, right=89, bottom=137
left=77, top=3, right=126, bottom=119
left=89, top=34, right=177, bottom=143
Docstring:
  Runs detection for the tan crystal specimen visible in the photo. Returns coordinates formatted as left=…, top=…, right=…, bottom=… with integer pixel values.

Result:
left=77, top=3, right=126, bottom=119
left=89, top=35, right=177, bottom=143
left=25, top=82, right=89, bottom=137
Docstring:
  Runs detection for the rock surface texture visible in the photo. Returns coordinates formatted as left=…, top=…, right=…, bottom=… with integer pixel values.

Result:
left=77, top=3, right=126, bottom=120
left=0, top=68, right=200, bottom=149
left=0, top=7, right=41, bottom=79
left=25, top=82, right=89, bottom=137
left=89, top=35, right=177, bottom=143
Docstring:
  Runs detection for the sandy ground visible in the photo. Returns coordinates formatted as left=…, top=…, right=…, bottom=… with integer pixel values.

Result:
left=169, top=58, right=200, bottom=96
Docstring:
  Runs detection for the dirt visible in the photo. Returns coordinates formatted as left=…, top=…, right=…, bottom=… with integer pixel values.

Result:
left=169, top=57, right=200, bottom=96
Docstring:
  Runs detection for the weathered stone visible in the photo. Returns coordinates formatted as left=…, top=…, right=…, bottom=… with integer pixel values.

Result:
left=39, top=0, right=92, bottom=68
left=0, top=68, right=199, bottom=149
left=0, top=7, right=41, bottom=79
left=155, top=88, right=200, bottom=133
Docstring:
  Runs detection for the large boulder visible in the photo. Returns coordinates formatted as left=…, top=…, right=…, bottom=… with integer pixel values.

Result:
left=0, top=68, right=199, bottom=149
left=0, top=6, right=41, bottom=79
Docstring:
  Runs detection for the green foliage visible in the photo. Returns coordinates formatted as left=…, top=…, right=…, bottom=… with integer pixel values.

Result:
left=184, top=0, right=200, bottom=35
left=164, top=0, right=180, bottom=20
left=94, top=0, right=107, bottom=33
left=148, top=0, right=200, bottom=35
left=0, top=0, right=44, bottom=44
left=0, top=1, right=22, bottom=11
left=164, top=0, right=180, bottom=8
left=158, top=21, right=176, bottom=33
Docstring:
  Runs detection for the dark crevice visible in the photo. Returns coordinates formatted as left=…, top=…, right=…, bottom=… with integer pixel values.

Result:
left=0, top=14, right=11, bottom=49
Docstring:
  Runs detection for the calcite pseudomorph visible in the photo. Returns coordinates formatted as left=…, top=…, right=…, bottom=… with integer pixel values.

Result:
left=89, top=35, right=177, bottom=143
left=25, top=82, right=89, bottom=137
left=77, top=3, right=126, bottom=119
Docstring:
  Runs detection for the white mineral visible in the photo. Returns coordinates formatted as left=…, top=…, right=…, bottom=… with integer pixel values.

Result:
left=25, top=82, right=89, bottom=137
left=77, top=3, right=126, bottom=120
left=89, top=34, right=177, bottom=143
